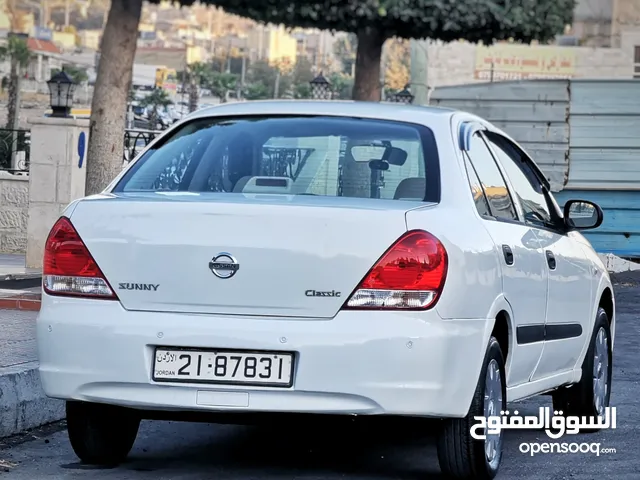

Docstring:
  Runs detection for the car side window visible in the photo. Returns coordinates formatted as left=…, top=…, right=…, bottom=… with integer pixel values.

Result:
left=484, top=132, right=555, bottom=230
left=463, top=157, right=492, bottom=217
left=465, top=132, right=518, bottom=221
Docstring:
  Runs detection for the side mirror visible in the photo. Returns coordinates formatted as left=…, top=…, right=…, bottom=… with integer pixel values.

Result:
left=563, top=200, right=603, bottom=231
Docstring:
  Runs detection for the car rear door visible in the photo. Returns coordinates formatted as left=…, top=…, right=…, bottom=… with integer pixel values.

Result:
left=483, top=131, right=593, bottom=381
left=462, top=131, right=547, bottom=388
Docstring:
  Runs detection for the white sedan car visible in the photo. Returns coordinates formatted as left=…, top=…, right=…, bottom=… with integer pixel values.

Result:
left=37, top=101, right=614, bottom=478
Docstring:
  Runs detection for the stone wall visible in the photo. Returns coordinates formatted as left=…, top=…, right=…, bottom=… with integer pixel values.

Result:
left=25, top=117, right=89, bottom=269
left=612, top=0, right=640, bottom=48
left=423, top=40, right=635, bottom=89
left=0, top=173, right=29, bottom=254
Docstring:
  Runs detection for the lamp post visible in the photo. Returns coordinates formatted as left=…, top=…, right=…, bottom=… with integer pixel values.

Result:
left=309, top=72, right=332, bottom=100
left=392, top=84, right=415, bottom=104
left=47, top=70, right=76, bottom=118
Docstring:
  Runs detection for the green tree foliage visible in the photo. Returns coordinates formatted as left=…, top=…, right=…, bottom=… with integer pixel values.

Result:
left=384, top=38, right=410, bottom=90
left=207, top=72, right=239, bottom=101
left=243, top=82, right=270, bottom=101
left=0, top=36, right=30, bottom=130
left=328, top=73, right=354, bottom=100
left=139, top=88, right=173, bottom=129
left=333, top=33, right=357, bottom=76
left=243, top=57, right=315, bottom=100
left=203, top=0, right=575, bottom=101
left=246, top=60, right=279, bottom=98
left=52, top=65, right=89, bottom=84
left=186, top=62, right=209, bottom=111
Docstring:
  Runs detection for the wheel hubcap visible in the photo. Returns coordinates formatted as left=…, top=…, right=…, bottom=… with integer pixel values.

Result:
left=593, top=327, right=609, bottom=416
left=483, top=359, right=503, bottom=468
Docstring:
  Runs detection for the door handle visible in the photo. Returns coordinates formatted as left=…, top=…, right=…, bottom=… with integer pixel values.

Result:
left=502, top=245, right=514, bottom=265
left=546, top=250, right=556, bottom=270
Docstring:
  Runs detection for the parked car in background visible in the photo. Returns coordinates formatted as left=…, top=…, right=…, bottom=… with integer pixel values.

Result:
left=37, top=101, right=614, bottom=479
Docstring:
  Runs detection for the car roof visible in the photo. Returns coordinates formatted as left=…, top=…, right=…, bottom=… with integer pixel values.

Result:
left=187, top=100, right=456, bottom=124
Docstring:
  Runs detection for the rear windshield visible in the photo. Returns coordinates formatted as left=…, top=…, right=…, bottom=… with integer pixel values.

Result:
left=114, top=115, right=440, bottom=202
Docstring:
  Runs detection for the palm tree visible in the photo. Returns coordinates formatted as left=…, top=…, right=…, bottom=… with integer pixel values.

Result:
left=187, top=62, right=209, bottom=113
left=0, top=36, right=31, bottom=130
left=208, top=72, right=238, bottom=103
left=139, top=88, right=173, bottom=130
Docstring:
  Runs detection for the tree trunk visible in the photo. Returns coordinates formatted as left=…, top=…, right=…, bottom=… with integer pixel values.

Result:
left=6, top=58, right=19, bottom=130
left=7, top=59, right=20, bottom=170
left=148, top=109, right=158, bottom=130
left=188, top=74, right=199, bottom=113
left=340, top=28, right=386, bottom=199
left=85, top=0, right=143, bottom=196
left=352, top=27, right=385, bottom=101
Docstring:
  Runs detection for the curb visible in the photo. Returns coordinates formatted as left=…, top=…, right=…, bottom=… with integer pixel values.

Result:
left=0, top=276, right=42, bottom=290
left=0, top=291, right=41, bottom=311
left=0, top=362, right=65, bottom=438
left=0, top=272, right=41, bottom=284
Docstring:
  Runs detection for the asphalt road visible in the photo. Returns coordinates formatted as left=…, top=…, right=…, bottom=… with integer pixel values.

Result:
left=1, top=285, right=639, bottom=479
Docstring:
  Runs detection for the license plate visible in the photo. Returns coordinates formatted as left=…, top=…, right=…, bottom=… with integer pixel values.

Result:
left=152, top=348, right=294, bottom=387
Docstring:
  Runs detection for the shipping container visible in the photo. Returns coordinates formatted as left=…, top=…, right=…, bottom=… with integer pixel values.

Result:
left=431, top=79, right=640, bottom=258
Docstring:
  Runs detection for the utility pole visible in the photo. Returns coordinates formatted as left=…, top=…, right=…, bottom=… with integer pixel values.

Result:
left=274, top=69, right=280, bottom=98
left=64, top=0, right=70, bottom=27
left=207, top=8, right=214, bottom=57
left=380, top=40, right=387, bottom=101
left=240, top=48, right=247, bottom=85
left=39, top=0, right=46, bottom=27
left=409, top=39, right=429, bottom=105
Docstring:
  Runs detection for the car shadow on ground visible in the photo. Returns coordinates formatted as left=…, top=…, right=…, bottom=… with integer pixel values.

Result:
left=63, top=418, right=449, bottom=478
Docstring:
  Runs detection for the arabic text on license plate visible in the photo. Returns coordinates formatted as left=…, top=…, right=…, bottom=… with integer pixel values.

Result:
left=153, top=349, right=293, bottom=386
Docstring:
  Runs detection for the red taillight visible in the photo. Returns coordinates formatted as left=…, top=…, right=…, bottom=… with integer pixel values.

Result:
left=344, top=230, right=448, bottom=310
left=42, top=217, right=117, bottom=299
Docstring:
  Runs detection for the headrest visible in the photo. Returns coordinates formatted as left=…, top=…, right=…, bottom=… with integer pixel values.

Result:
left=393, top=177, right=426, bottom=201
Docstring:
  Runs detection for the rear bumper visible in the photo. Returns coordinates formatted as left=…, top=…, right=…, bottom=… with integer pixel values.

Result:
left=36, top=295, right=492, bottom=418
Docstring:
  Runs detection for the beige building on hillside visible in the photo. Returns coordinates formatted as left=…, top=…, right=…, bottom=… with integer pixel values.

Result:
left=246, top=25, right=297, bottom=67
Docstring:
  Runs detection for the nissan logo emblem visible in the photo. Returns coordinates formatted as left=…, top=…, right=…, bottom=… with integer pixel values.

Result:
left=209, top=253, right=239, bottom=279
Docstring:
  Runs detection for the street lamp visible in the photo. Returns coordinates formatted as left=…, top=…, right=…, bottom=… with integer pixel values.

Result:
left=47, top=69, right=76, bottom=118
left=310, top=72, right=332, bottom=100
left=392, top=84, right=414, bottom=104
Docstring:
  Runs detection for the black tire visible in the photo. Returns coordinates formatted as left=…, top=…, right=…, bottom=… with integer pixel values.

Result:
left=437, top=336, right=506, bottom=480
left=66, top=401, right=140, bottom=466
left=552, top=307, right=612, bottom=428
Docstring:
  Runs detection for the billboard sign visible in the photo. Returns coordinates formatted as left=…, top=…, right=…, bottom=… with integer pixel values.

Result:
left=475, top=43, right=576, bottom=81
left=34, top=27, right=53, bottom=42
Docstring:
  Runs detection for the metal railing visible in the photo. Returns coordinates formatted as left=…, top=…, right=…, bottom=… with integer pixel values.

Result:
left=123, top=129, right=161, bottom=163
left=123, top=130, right=315, bottom=184
left=0, top=129, right=30, bottom=174
left=262, top=147, right=314, bottom=182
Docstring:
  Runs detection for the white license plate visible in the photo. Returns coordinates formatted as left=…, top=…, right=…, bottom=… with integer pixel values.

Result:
left=153, top=348, right=294, bottom=387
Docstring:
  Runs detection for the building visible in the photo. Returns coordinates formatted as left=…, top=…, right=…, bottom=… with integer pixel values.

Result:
left=569, top=0, right=640, bottom=52
left=291, top=29, right=343, bottom=71
left=52, top=30, right=75, bottom=50
left=570, top=0, right=614, bottom=47
left=26, top=37, right=62, bottom=83
left=246, top=25, right=297, bottom=67
left=77, top=29, right=101, bottom=50
left=135, top=45, right=205, bottom=71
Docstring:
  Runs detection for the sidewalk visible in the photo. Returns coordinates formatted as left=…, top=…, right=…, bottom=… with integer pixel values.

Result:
left=0, top=308, right=64, bottom=438
left=0, top=254, right=42, bottom=310
left=0, top=254, right=41, bottom=284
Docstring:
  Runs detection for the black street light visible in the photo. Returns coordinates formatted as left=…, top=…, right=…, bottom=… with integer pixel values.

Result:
left=47, top=69, right=76, bottom=118
left=392, top=84, right=415, bottom=104
left=310, top=72, right=332, bottom=100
